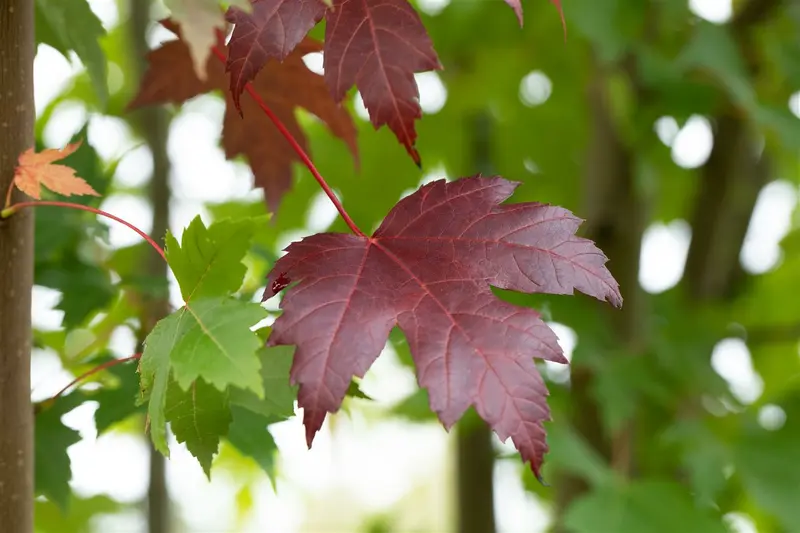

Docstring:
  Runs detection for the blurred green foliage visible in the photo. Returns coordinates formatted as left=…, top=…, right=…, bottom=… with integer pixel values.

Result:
left=29, top=0, right=800, bottom=531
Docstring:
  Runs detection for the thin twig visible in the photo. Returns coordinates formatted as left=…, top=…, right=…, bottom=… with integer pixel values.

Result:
left=49, top=353, right=142, bottom=402
left=3, top=180, right=14, bottom=210
left=2, top=200, right=166, bottom=260
left=209, top=43, right=366, bottom=237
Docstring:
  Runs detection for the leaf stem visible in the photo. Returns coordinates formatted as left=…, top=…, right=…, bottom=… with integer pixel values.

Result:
left=210, top=44, right=366, bottom=237
left=3, top=180, right=15, bottom=210
left=2, top=200, right=166, bottom=261
left=49, top=353, right=142, bottom=402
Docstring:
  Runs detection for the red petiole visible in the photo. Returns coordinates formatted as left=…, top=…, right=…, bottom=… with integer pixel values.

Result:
left=46, top=353, right=142, bottom=405
left=1, top=201, right=166, bottom=261
left=209, top=41, right=365, bottom=237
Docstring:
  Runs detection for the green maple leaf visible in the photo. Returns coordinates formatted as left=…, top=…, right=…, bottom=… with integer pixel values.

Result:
left=229, top=344, right=297, bottom=419
left=169, top=298, right=268, bottom=393
left=166, top=215, right=263, bottom=301
left=140, top=216, right=267, bottom=454
left=140, top=298, right=267, bottom=452
left=93, top=357, right=144, bottom=434
left=139, top=312, right=182, bottom=455
left=227, top=406, right=281, bottom=484
left=165, top=378, right=232, bottom=477
left=34, top=393, right=89, bottom=510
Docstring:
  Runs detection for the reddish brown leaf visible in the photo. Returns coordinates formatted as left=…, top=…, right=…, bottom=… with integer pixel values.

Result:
left=225, top=0, right=327, bottom=112
left=13, top=142, right=100, bottom=200
left=323, top=0, right=441, bottom=166
left=263, top=176, right=622, bottom=476
left=163, top=0, right=252, bottom=80
left=128, top=21, right=357, bottom=212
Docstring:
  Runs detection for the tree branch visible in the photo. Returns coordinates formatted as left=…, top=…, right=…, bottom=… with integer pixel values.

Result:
left=209, top=41, right=365, bottom=237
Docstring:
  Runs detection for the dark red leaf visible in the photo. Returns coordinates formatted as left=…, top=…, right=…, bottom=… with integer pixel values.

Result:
left=128, top=21, right=357, bottom=212
left=226, top=0, right=327, bottom=112
left=263, top=176, right=621, bottom=475
left=323, top=0, right=441, bottom=165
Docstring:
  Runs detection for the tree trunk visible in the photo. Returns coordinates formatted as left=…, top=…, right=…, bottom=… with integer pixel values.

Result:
left=553, top=1, right=782, bottom=526
left=454, top=111, right=499, bottom=533
left=129, top=1, right=174, bottom=531
left=0, top=0, right=36, bottom=530
left=456, top=419, right=496, bottom=533
left=554, top=67, right=647, bottom=528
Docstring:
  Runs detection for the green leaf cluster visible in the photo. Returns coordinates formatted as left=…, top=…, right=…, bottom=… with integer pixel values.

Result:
left=138, top=216, right=295, bottom=477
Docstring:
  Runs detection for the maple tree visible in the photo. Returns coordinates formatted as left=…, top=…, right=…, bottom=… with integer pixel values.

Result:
left=5, top=0, right=800, bottom=531
left=1, top=0, right=602, bottom=489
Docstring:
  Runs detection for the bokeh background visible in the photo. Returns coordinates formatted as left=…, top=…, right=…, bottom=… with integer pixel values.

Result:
left=30, top=0, right=800, bottom=531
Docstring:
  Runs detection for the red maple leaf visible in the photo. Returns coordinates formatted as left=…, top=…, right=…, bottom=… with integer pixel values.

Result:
left=225, top=0, right=327, bottom=112
left=323, top=0, right=441, bottom=166
left=128, top=20, right=357, bottom=212
left=263, top=176, right=621, bottom=476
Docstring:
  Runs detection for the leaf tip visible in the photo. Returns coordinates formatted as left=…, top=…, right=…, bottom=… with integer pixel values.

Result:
left=303, top=408, right=327, bottom=449
left=410, top=148, right=422, bottom=169
left=264, top=272, right=291, bottom=301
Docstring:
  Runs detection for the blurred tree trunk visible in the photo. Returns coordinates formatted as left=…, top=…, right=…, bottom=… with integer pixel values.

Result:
left=553, top=0, right=782, bottom=527
left=0, top=1, right=35, bottom=531
left=129, top=2, right=174, bottom=532
left=554, top=65, right=648, bottom=528
left=454, top=112, right=498, bottom=533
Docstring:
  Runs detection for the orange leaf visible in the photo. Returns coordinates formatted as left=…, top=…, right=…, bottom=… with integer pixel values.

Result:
left=14, top=141, right=100, bottom=200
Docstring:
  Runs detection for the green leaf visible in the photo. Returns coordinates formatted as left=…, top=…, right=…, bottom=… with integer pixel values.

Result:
left=34, top=393, right=88, bottom=509
left=564, top=479, right=728, bottom=533
left=346, top=380, right=372, bottom=400
left=565, top=0, right=628, bottom=63
left=676, top=22, right=753, bottom=106
left=165, top=378, right=232, bottom=477
left=166, top=216, right=263, bottom=302
left=392, top=388, right=437, bottom=423
left=93, top=357, right=145, bottom=433
left=139, top=312, right=182, bottom=455
left=229, top=345, right=297, bottom=419
left=169, top=299, right=268, bottom=395
left=36, top=257, right=115, bottom=329
left=736, top=416, right=800, bottom=530
left=35, top=494, right=123, bottom=533
left=541, top=422, right=614, bottom=488
left=107, top=242, right=170, bottom=299
left=662, top=419, right=730, bottom=506
left=32, top=128, right=114, bottom=327
left=140, top=298, right=268, bottom=452
left=35, top=0, right=108, bottom=107
left=227, top=406, right=280, bottom=483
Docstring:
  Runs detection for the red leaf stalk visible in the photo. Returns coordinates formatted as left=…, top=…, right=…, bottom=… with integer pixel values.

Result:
left=2, top=201, right=166, bottom=261
left=48, top=353, right=142, bottom=402
left=209, top=44, right=365, bottom=237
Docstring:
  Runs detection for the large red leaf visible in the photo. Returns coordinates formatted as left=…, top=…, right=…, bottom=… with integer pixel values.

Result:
left=263, top=176, right=622, bottom=475
left=323, top=0, right=442, bottom=166
left=225, top=0, right=327, bottom=112
left=129, top=21, right=357, bottom=212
